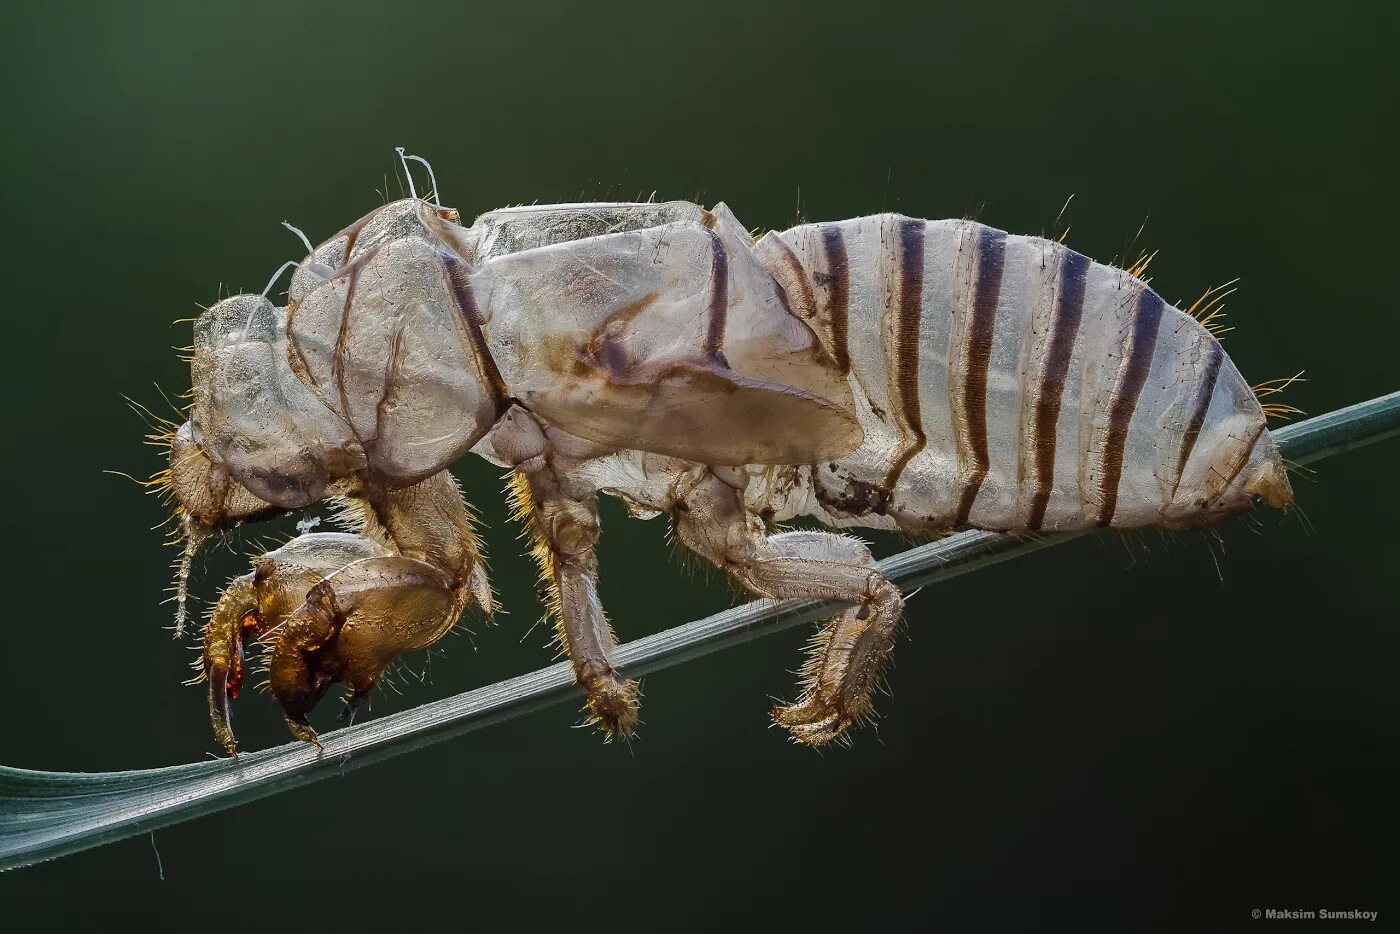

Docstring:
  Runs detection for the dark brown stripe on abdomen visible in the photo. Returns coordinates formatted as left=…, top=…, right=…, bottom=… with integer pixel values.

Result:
left=1025, top=249, right=1089, bottom=531
left=820, top=226, right=851, bottom=374
left=1168, top=339, right=1223, bottom=499
left=883, top=218, right=928, bottom=490
left=953, top=226, right=1008, bottom=526
left=768, top=235, right=818, bottom=321
left=1213, top=422, right=1266, bottom=498
left=1095, top=287, right=1166, bottom=526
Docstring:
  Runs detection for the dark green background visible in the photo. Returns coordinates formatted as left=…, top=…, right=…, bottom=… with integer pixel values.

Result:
left=2, top=2, right=1396, bottom=930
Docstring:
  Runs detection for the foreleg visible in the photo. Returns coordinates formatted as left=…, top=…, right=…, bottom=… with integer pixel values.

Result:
left=200, top=468, right=491, bottom=753
left=267, top=554, right=458, bottom=748
left=201, top=531, right=388, bottom=753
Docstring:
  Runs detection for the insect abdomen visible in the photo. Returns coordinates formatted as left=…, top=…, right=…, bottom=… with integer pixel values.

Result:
left=763, top=215, right=1289, bottom=534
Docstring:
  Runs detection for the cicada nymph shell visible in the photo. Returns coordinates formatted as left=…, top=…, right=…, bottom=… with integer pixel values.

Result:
left=157, top=158, right=1293, bottom=753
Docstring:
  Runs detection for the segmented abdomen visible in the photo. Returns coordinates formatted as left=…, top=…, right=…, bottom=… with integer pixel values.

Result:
left=759, top=215, right=1273, bottom=533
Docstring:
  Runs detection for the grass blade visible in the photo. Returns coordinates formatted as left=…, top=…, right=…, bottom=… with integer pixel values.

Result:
left=1, top=391, right=1395, bottom=871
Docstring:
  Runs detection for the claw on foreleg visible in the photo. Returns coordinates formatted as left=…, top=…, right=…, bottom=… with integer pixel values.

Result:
left=267, top=581, right=342, bottom=750
left=283, top=713, right=324, bottom=750
left=201, top=577, right=264, bottom=756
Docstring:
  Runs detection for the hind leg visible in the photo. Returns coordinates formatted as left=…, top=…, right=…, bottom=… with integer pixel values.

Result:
left=670, top=469, right=904, bottom=745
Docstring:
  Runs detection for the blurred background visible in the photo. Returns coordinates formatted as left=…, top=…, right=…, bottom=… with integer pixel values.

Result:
left=2, top=2, right=1396, bottom=930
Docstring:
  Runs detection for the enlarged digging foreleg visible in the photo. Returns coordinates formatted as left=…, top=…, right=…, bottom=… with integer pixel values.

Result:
left=199, top=468, right=492, bottom=753
left=268, top=554, right=457, bottom=748
left=200, top=532, right=388, bottom=754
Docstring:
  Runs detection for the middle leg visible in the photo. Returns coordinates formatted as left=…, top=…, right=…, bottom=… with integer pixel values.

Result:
left=492, top=407, right=639, bottom=737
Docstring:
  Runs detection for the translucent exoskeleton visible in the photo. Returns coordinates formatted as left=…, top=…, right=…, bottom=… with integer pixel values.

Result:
left=160, top=157, right=1293, bottom=753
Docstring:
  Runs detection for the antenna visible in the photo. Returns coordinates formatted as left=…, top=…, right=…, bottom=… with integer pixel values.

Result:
left=395, top=147, right=418, bottom=200
left=395, top=146, right=441, bottom=205
left=260, top=260, right=300, bottom=300
left=238, top=259, right=298, bottom=344
left=281, top=220, right=316, bottom=256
